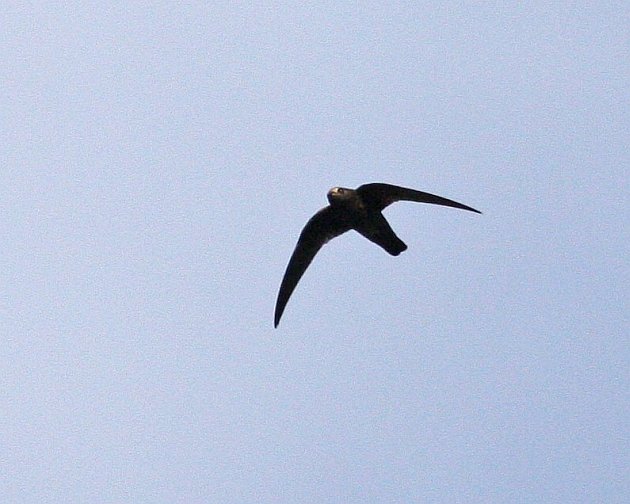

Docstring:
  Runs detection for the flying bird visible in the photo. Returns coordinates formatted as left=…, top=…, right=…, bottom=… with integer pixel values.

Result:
left=274, top=183, right=481, bottom=327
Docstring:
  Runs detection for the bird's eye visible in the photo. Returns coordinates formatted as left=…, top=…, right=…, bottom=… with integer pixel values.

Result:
left=337, top=188, right=344, bottom=194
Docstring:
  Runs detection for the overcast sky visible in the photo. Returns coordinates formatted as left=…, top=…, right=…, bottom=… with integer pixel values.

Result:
left=2, top=2, right=628, bottom=503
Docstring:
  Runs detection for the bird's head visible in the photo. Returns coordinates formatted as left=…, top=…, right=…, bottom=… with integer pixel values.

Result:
left=327, top=186, right=354, bottom=205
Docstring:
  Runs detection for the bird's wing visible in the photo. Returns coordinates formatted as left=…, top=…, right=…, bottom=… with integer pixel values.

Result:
left=357, top=183, right=481, bottom=214
left=274, top=206, right=352, bottom=327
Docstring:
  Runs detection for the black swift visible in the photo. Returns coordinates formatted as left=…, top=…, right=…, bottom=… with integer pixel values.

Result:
left=274, top=183, right=481, bottom=327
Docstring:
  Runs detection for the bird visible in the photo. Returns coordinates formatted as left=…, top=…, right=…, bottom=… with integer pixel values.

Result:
left=274, top=183, right=481, bottom=327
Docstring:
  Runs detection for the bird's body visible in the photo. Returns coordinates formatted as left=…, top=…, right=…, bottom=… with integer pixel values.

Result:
left=274, top=183, right=481, bottom=327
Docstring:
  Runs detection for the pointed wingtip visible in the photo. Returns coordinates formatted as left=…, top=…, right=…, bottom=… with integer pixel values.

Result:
left=462, top=204, right=482, bottom=214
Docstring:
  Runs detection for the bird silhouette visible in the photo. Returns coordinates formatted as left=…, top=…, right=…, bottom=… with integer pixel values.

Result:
left=274, top=183, right=481, bottom=327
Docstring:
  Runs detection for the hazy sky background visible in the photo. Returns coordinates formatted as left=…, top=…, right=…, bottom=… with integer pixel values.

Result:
left=2, top=2, right=628, bottom=502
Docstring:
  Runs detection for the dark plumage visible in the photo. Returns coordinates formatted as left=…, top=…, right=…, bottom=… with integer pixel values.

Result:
left=274, top=183, right=481, bottom=327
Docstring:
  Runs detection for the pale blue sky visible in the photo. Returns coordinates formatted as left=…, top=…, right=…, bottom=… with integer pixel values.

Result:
left=1, top=2, right=628, bottom=503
